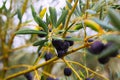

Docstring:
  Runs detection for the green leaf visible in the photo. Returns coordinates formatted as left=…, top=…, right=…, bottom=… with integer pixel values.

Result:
left=2, top=1, right=7, bottom=12
left=16, top=29, right=47, bottom=35
left=93, top=18, right=116, bottom=31
left=64, top=37, right=83, bottom=41
left=99, top=43, right=119, bottom=58
left=75, top=5, right=81, bottom=16
left=91, top=0, right=105, bottom=12
left=46, top=13, right=51, bottom=25
left=49, top=7, right=57, bottom=27
left=39, top=6, right=42, bottom=13
left=78, top=0, right=84, bottom=14
left=37, top=45, right=43, bottom=53
left=57, top=30, right=77, bottom=34
left=74, top=23, right=83, bottom=30
left=101, top=34, right=120, bottom=45
left=111, top=4, right=120, bottom=10
left=33, top=39, right=48, bottom=46
left=65, top=22, right=75, bottom=32
left=99, top=7, right=103, bottom=20
left=31, top=5, right=37, bottom=22
left=66, top=1, right=78, bottom=16
left=56, top=10, right=68, bottom=27
left=78, top=70, right=85, bottom=79
left=66, top=1, right=72, bottom=9
left=86, top=9, right=96, bottom=14
left=17, top=9, right=22, bottom=22
left=36, top=17, right=48, bottom=33
left=108, top=8, right=120, bottom=30
left=31, top=5, right=48, bottom=33
left=40, top=75, right=44, bottom=80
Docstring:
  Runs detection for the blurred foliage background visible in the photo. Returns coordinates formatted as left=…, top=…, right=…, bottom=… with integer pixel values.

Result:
left=0, top=0, right=120, bottom=80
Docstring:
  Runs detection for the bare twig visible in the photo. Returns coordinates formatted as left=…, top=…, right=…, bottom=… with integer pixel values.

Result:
left=5, top=44, right=87, bottom=80
left=63, top=0, right=78, bottom=37
left=62, top=58, right=82, bottom=80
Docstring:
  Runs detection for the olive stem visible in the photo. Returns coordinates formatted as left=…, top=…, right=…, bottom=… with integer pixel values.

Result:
left=5, top=44, right=87, bottom=80
left=62, top=58, right=82, bottom=80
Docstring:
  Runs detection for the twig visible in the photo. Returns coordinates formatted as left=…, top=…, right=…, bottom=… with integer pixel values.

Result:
left=62, top=58, right=82, bottom=80
left=4, top=64, right=31, bottom=70
left=83, top=49, right=89, bottom=77
left=34, top=70, right=40, bottom=80
left=68, top=61, right=109, bottom=80
left=40, top=70, right=56, bottom=79
left=54, top=60, right=109, bottom=80
left=63, top=0, right=78, bottom=37
left=85, top=0, right=89, bottom=19
left=8, top=22, right=21, bottom=48
left=0, top=56, right=4, bottom=60
left=9, top=43, right=32, bottom=52
left=5, top=44, right=87, bottom=80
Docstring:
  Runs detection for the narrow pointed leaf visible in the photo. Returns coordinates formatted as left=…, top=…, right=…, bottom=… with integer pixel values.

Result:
left=74, top=23, right=83, bottom=30
left=36, top=17, right=48, bottom=33
left=39, top=8, right=47, bottom=19
left=22, top=0, right=28, bottom=15
left=31, top=5, right=37, bottom=22
left=76, top=5, right=81, bottom=15
left=101, top=34, right=120, bottom=45
left=56, top=10, right=68, bottom=27
left=99, top=44, right=119, bottom=58
left=49, top=7, right=57, bottom=27
left=37, top=45, right=43, bottom=53
left=93, top=18, right=116, bottom=30
left=91, top=0, right=105, bottom=12
left=16, top=29, right=47, bottom=35
left=108, top=8, right=120, bottom=30
left=64, top=37, right=83, bottom=41
left=86, top=9, right=96, bottom=14
left=17, top=9, right=22, bottom=22
left=66, top=1, right=72, bottom=9
left=57, top=30, right=77, bottom=33
left=31, top=5, right=48, bottom=33
left=33, top=39, right=48, bottom=46
left=46, top=13, right=51, bottom=25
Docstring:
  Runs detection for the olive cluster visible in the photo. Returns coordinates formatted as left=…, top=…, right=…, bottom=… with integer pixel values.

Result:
left=52, top=37, right=74, bottom=58
left=88, top=41, right=119, bottom=64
